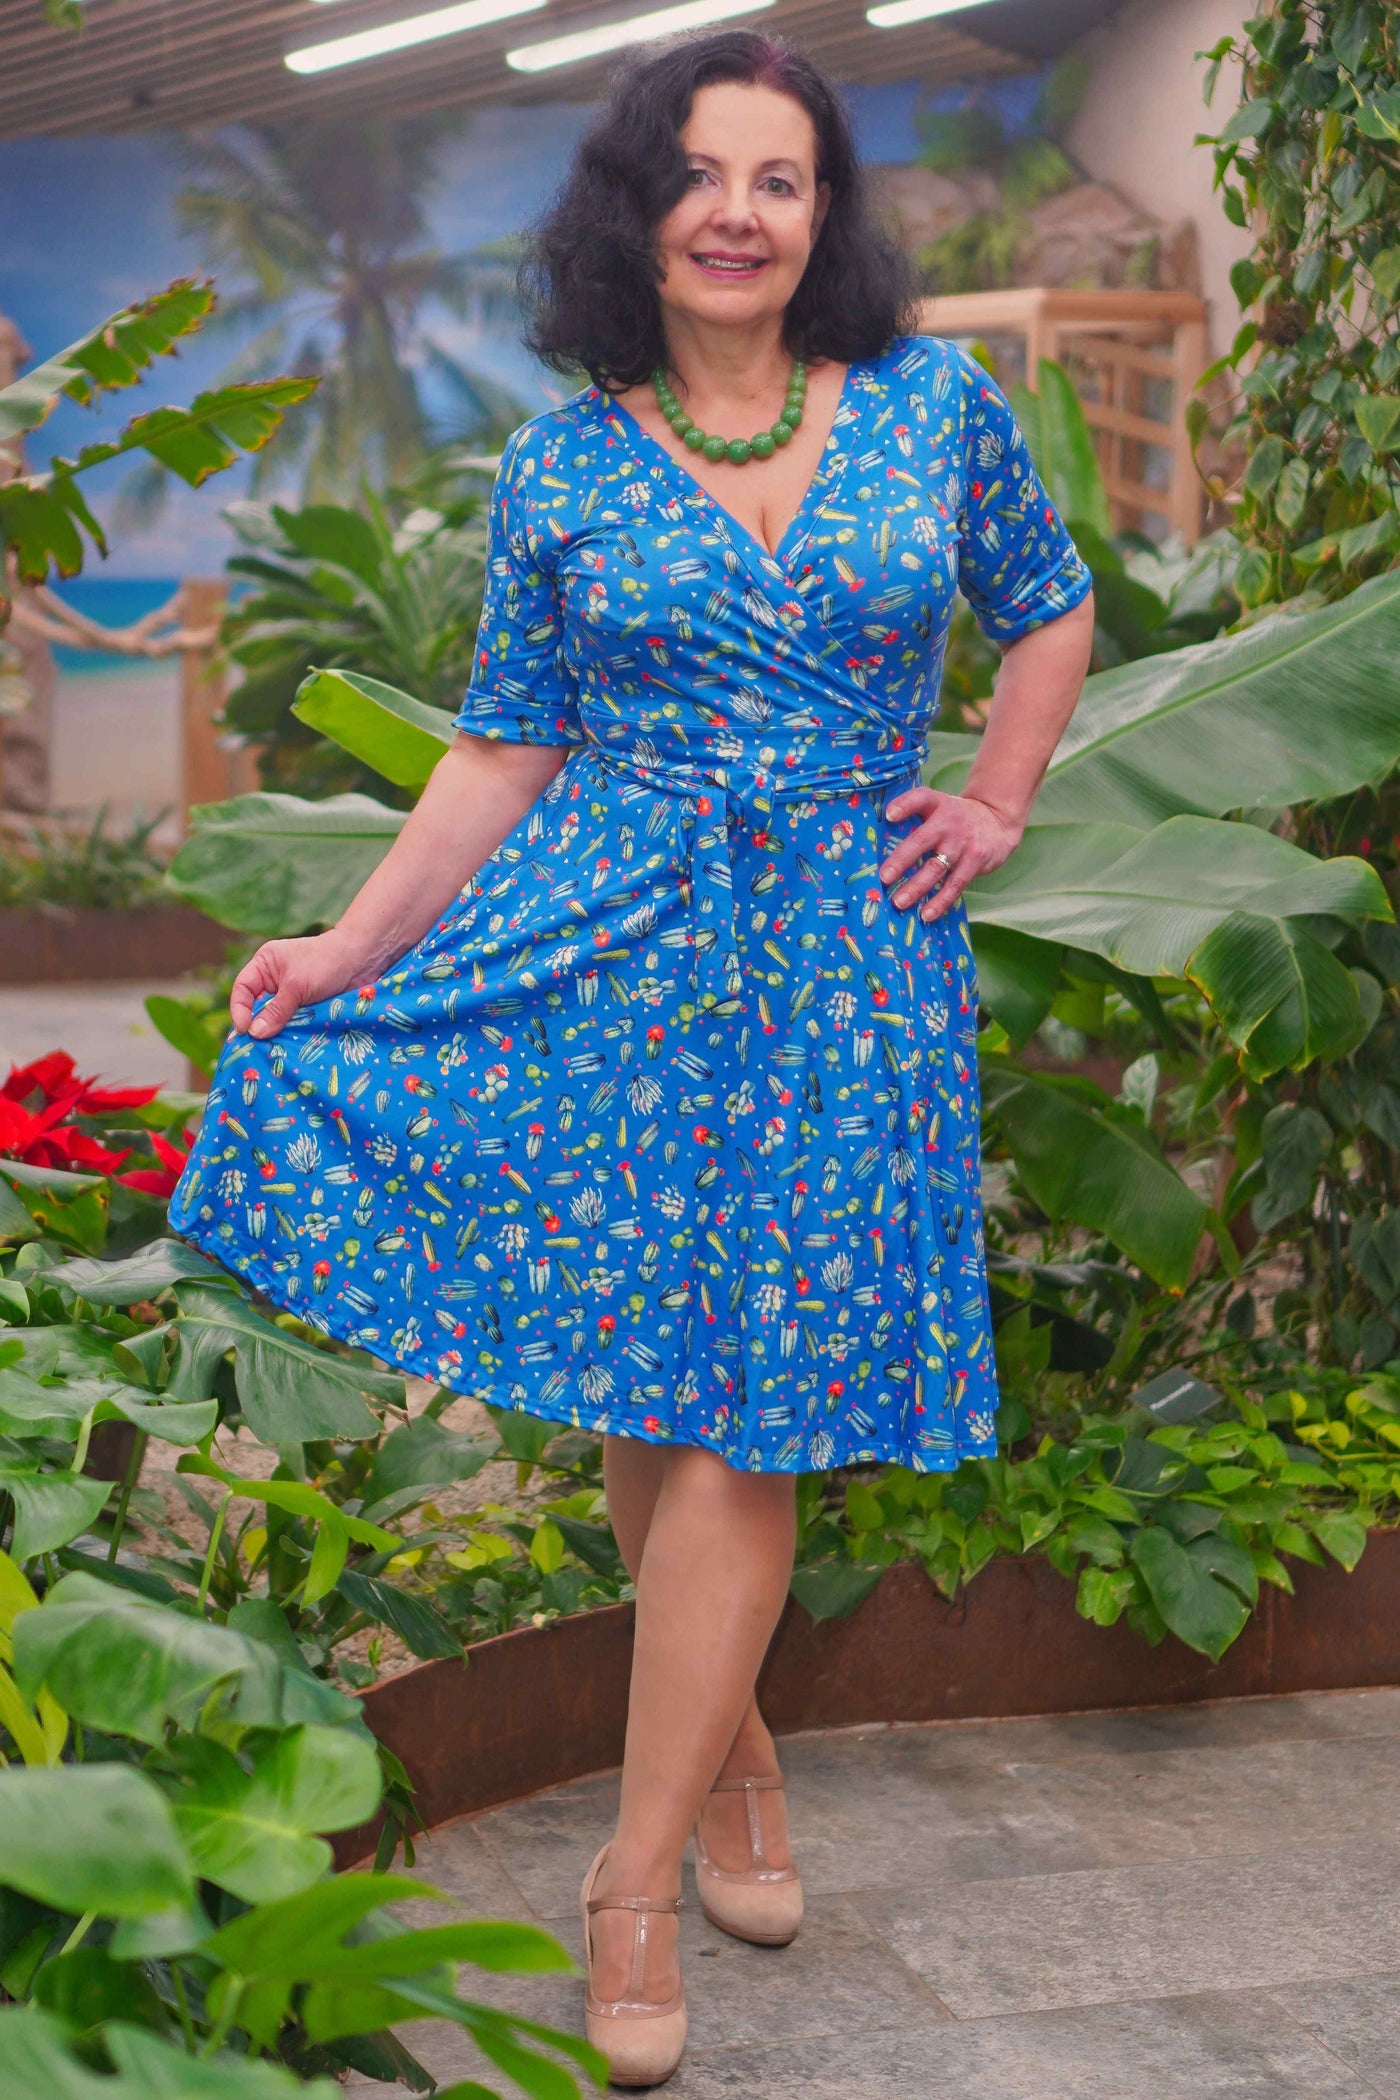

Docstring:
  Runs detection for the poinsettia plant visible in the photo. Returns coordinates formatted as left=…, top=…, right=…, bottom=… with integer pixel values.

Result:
left=0, top=1051, right=193, bottom=1194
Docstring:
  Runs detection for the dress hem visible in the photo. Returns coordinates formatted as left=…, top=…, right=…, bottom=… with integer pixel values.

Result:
left=167, top=1208, right=997, bottom=1480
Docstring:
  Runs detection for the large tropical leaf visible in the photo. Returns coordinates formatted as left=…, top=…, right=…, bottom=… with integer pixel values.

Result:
left=292, top=667, right=453, bottom=790
left=925, top=569, right=1400, bottom=825
left=165, top=792, right=404, bottom=935
left=980, top=1062, right=1208, bottom=1289
left=1033, top=569, right=1400, bottom=825
left=968, top=817, right=1388, bottom=1058
left=166, top=1280, right=403, bottom=1444
left=1008, top=358, right=1113, bottom=541
left=0, top=1764, right=193, bottom=1916
left=12, top=1573, right=361, bottom=1740
left=170, top=1724, right=382, bottom=1903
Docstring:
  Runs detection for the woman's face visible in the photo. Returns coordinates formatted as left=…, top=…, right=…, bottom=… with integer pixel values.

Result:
left=653, top=80, right=831, bottom=335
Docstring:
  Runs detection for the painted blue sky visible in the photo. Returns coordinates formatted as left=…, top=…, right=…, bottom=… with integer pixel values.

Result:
left=0, top=73, right=1041, bottom=578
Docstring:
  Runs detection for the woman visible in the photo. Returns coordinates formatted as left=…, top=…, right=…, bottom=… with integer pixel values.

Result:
left=169, top=27, right=1094, bottom=2088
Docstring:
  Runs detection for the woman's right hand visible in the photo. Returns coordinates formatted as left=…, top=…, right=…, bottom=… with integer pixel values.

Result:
left=230, top=930, right=373, bottom=1039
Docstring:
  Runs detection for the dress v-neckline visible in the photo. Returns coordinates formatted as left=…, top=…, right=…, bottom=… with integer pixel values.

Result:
left=596, top=356, right=866, bottom=572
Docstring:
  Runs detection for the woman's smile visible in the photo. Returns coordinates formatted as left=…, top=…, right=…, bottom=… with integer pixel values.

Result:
left=690, top=251, right=769, bottom=275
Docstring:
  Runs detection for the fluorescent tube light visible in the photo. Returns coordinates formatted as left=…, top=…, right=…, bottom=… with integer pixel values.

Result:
left=505, top=0, right=773, bottom=72
left=866, top=0, right=996, bottom=25
left=287, top=0, right=544, bottom=74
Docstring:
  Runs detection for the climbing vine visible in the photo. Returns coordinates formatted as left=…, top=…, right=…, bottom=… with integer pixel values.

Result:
left=1191, top=1, right=1400, bottom=607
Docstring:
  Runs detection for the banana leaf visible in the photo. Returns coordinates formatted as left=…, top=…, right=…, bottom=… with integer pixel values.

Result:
left=292, top=667, right=453, bottom=791
left=166, top=792, right=404, bottom=936
left=981, top=1062, right=1208, bottom=1290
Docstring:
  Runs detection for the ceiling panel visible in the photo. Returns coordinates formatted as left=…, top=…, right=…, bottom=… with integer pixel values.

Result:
left=0, top=0, right=1042, bottom=138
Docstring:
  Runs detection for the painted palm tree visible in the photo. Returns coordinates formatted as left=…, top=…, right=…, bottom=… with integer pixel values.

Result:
left=167, top=111, right=530, bottom=500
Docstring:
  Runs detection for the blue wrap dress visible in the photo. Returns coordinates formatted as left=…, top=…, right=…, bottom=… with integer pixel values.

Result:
left=169, top=333, right=1091, bottom=1475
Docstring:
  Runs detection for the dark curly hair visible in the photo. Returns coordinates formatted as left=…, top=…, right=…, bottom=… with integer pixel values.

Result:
left=516, top=27, right=920, bottom=391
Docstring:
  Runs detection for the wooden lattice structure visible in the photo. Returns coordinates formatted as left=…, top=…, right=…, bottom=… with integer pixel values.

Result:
left=918, top=289, right=1210, bottom=545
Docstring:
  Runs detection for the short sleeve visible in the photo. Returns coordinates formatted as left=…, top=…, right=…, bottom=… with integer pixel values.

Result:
left=950, top=344, right=1093, bottom=646
left=452, top=422, right=586, bottom=748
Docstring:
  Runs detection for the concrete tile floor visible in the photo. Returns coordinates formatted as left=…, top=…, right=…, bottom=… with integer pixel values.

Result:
left=347, top=1686, right=1400, bottom=2098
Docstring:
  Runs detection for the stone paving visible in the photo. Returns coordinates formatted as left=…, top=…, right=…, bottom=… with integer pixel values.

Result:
left=347, top=1685, right=1400, bottom=2098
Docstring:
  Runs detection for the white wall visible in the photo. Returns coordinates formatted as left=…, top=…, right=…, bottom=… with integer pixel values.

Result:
left=1066, top=0, right=1257, bottom=354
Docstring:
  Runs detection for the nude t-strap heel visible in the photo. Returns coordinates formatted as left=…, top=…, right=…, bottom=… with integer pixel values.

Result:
left=692, top=1773, right=804, bottom=1946
left=579, top=1842, right=687, bottom=2088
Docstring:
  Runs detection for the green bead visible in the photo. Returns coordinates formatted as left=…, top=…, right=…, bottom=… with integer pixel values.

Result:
left=683, top=425, right=706, bottom=450
left=750, top=429, right=777, bottom=459
left=701, top=432, right=728, bottom=462
left=772, top=420, right=795, bottom=446
left=783, top=404, right=804, bottom=429
left=670, top=413, right=694, bottom=436
left=726, top=437, right=751, bottom=464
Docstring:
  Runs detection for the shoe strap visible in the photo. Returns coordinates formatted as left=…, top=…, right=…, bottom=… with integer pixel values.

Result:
left=586, top=1890, right=684, bottom=1914
left=706, top=1774, right=784, bottom=1868
left=586, top=1890, right=683, bottom=2008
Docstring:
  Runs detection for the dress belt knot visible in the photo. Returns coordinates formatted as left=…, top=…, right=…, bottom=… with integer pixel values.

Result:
left=580, top=739, right=923, bottom=1019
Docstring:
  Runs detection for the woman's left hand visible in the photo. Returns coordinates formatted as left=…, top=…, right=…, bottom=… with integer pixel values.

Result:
left=879, top=787, right=1023, bottom=922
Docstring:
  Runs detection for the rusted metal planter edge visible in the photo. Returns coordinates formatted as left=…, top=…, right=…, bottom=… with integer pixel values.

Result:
left=0, top=904, right=230, bottom=984
left=334, top=1529, right=1400, bottom=1868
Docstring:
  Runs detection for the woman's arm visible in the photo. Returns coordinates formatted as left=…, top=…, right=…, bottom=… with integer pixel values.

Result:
left=231, top=732, right=572, bottom=1038
left=879, top=591, right=1095, bottom=923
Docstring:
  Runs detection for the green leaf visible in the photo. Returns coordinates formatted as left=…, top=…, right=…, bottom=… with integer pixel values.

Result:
left=171, top=1724, right=382, bottom=1902
left=335, top=1569, right=464, bottom=1660
left=1, top=379, right=317, bottom=588
left=1032, top=571, right=1400, bottom=827
left=969, top=925, right=1063, bottom=1045
left=0, top=2009, right=334, bottom=2097
left=0, top=1765, right=192, bottom=1917
left=1127, top=1525, right=1251, bottom=1660
left=293, top=668, right=453, bottom=792
left=0, top=280, right=215, bottom=443
left=981, top=1063, right=1206, bottom=1289
left=12, top=1573, right=290, bottom=1743
left=166, top=792, right=404, bottom=936
left=143, top=994, right=230, bottom=1078
left=168, top=1281, right=401, bottom=1444
left=1354, top=394, right=1400, bottom=453
left=1310, top=1510, right=1369, bottom=1570
left=1011, top=360, right=1112, bottom=540
left=788, top=1559, right=884, bottom=1621
left=45, top=1238, right=225, bottom=1305
left=1189, top=916, right=1363, bottom=1073
left=1217, top=96, right=1275, bottom=145
left=969, top=816, right=1387, bottom=996
left=0, top=1464, right=112, bottom=1561
left=360, top=1414, right=493, bottom=1511
left=1372, top=248, right=1400, bottom=306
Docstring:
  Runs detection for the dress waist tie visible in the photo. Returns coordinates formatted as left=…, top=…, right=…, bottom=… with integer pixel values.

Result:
left=581, top=740, right=925, bottom=1019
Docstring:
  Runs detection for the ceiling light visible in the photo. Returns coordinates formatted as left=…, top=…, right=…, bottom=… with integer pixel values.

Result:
left=866, top=0, right=997, bottom=26
left=286, top=0, right=544, bottom=74
left=505, top=0, right=773, bottom=73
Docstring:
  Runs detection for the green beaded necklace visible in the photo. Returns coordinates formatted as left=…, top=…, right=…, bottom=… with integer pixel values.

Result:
left=651, top=357, right=807, bottom=465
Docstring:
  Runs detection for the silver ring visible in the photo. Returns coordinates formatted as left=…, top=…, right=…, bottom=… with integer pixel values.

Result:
left=930, top=850, right=954, bottom=872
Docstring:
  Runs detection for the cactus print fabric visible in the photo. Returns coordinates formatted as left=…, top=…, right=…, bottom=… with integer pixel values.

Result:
left=169, top=334, right=1091, bottom=1475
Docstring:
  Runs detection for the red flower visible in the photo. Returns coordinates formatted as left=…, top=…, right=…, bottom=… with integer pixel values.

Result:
left=118, top=1130, right=193, bottom=1199
left=4, top=1051, right=158, bottom=1119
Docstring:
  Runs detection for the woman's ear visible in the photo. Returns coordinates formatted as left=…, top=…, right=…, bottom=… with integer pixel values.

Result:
left=811, top=180, right=831, bottom=245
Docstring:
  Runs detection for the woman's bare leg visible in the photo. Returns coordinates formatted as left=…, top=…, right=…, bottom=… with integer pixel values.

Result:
left=588, top=1437, right=796, bottom=2002
left=603, top=1437, right=793, bottom=1874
